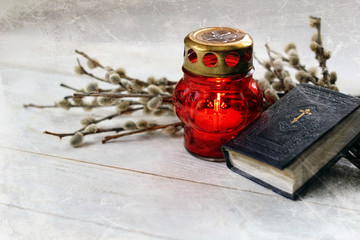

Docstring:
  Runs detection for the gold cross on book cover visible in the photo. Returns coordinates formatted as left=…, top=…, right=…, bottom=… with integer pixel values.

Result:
left=291, top=108, right=312, bottom=123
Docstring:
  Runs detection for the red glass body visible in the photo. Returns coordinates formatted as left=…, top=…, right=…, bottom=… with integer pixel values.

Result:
left=173, top=68, right=262, bottom=159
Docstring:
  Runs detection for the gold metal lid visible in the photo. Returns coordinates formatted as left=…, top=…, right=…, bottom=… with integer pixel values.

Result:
left=183, top=27, right=253, bottom=77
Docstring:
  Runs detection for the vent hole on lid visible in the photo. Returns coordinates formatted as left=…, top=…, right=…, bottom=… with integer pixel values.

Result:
left=203, top=53, right=218, bottom=67
left=187, top=49, right=197, bottom=63
left=245, top=47, right=253, bottom=62
left=225, top=52, right=240, bottom=67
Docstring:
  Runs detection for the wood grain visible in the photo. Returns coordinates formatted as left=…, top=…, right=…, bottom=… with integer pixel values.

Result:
left=1, top=148, right=360, bottom=240
left=1, top=1, right=360, bottom=238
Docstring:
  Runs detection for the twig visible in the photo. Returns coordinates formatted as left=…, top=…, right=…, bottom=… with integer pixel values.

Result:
left=269, top=49, right=305, bottom=70
left=24, top=104, right=58, bottom=108
left=60, top=83, right=85, bottom=93
left=43, top=107, right=144, bottom=139
left=265, top=43, right=285, bottom=89
left=76, top=57, right=148, bottom=93
left=75, top=50, right=148, bottom=87
left=23, top=103, right=115, bottom=109
left=254, top=54, right=267, bottom=69
left=72, top=92, right=173, bottom=103
left=76, top=58, right=110, bottom=83
left=156, top=77, right=178, bottom=86
left=102, top=122, right=184, bottom=143
left=268, top=50, right=319, bottom=84
left=75, top=49, right=177, bottom=86
left=75, top=49, right=107, bottom=69
left=93, top=107, right=143, bottom=125
left=74, top=92, right=165, bottom=98
left=309, top=16, right=330, bottom=85
left=44, top=127, right=125, bottom=139
left=60, top=83, right=123, bottom=93
left=75, top=49, right=147, bottom=86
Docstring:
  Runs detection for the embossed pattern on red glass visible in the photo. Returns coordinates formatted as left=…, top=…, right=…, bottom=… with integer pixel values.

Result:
left=173, top=68, right=262, bottom=158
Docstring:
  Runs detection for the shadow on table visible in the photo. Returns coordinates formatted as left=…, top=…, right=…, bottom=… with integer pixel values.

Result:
left=298, top=158, right=360, bottom=203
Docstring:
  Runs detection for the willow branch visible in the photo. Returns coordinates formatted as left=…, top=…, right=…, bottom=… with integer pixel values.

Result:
left=254, top=54, right=268, bottom=69
left=23, top=104, right=58, bottom=108
left=265, top=44, right=285, bottom=89
left=102, top=122, right=184, bottom=144
left=43, top=107, right=144, bottom=139
left=269, top=49, right=306, bottom=70
left=75, top=49, right=107, bottom=70
left=23, top=103, right=114, bottom=109
left=267, top=50, right=319, bottom=85
left=75, top=50, right=147, bottom=86
left=44, top=127, right=125, bottom=139
left=74, top=92, right=165, bottom=98
left=60, top=83, right=85, bottom=93
left=75, top=49, right=177, bottom=86
left=309, top=16, right=330, bottom=85
left=76, top=58, right=110, bottom=83
left=72, top=92, right=173, bottom=103
left=93, top=107, right=143, bottom=125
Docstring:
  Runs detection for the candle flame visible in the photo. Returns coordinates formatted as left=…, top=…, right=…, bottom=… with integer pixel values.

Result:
left=214, top=93, right=221, bottom=112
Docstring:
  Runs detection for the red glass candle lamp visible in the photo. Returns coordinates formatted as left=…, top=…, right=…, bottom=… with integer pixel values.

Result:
left=173, top=27, right=263, bottom=161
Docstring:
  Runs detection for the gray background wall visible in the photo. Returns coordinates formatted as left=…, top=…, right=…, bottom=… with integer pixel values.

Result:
left=1, top=0, right=359, bottom=94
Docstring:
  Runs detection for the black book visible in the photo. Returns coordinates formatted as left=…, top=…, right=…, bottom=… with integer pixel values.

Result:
left=222, top=84, right=360, bottom=200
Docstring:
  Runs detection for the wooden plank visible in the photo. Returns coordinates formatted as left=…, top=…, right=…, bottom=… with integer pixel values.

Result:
left=1, top=148, right=360, bottom=239
left=0, top=205, right=169, bottom=240
left=0, top=67, right=360, bottom=212
left=1, top=2, right=360, bottom=239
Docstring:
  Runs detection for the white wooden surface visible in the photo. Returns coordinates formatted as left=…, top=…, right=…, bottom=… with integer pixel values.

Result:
left=1, top=1, right=360, bottom=239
